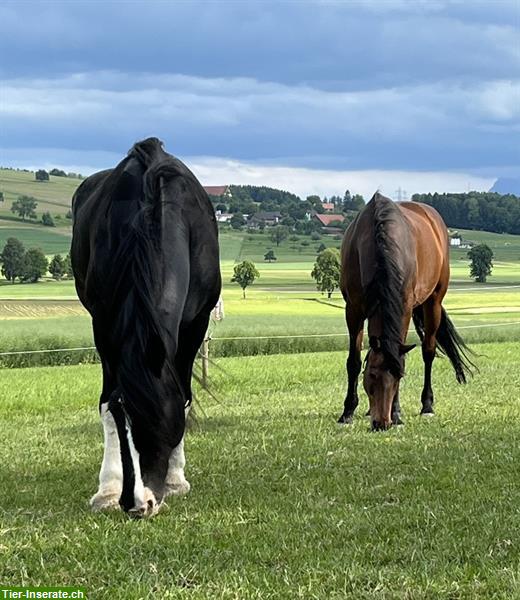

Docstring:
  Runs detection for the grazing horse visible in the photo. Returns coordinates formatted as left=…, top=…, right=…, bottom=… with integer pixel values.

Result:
left=71, top=138, right=221, bottom=516
left=338, top=192, right=474, bottom=430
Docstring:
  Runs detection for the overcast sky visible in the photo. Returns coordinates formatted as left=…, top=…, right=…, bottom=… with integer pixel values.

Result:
left=1, top=0, right=518, bottom=199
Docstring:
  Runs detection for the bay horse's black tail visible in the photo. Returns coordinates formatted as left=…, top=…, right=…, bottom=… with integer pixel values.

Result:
left=413, top=307, right=477, bottom=384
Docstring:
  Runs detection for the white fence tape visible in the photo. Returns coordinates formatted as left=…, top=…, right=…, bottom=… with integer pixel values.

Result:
left=0, top=321, right=518, bottom=357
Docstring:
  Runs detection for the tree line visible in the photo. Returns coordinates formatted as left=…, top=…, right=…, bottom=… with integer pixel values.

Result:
left=413, top=191, right=520, bottom=235
left=0, top=238, right=72, bottom=283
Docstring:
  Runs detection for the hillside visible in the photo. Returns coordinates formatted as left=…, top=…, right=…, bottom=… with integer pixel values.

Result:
left=0, top=168, right=81, bottom=216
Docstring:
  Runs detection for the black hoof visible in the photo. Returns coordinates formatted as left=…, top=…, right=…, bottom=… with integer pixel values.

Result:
left=338, top=414, right=354, bottom=425
left=392, top=414, right=404, bottom=426
left=371, top=420, right=391, bottom=432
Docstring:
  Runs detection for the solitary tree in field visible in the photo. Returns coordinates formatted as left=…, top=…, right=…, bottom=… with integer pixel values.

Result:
left=0, top=237, right=25, bottom=282
left=317, top=242, right=326, bottom=253
left=49, top=254, right=65, bottom=280
left=11, top=195, right=38, bottom=220
left=0, top=191, right=4, bottom=203
left=311, top=247, right=341, bottom=298
left=467, top=243, right=493, bottom=283
left=264, top=249, right=277, bottom=263
left=21, top=248, right=48, bottom=283
left=270, top=225, right=288, bottom=247
left=41, top=212, right=55, bottom=227
left=35, top=169, right=49, bottom=182
left=231, top=260, right=260, bottom=299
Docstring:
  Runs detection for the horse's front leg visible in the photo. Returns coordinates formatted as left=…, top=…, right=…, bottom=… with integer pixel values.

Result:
left=165, top=429, right=190, bottom=497
left=338, top=308, right=364, bottom=424
left=90, top=401, right=123, bottom=511
left=391, top=385, right=404, bottom=425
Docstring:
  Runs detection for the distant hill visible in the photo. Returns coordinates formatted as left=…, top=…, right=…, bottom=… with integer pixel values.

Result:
left=490, top=177, right=520, bottom=195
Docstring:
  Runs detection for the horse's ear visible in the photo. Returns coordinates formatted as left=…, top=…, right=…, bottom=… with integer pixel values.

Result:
left=399, top=343, right=416, bottom=355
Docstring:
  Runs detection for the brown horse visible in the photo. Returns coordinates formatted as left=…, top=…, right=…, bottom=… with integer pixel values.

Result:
left=338, top=192, right=475, bottom=430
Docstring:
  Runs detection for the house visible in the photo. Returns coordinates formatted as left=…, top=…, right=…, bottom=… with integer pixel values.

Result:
left=313, top=214, right=345, bottom=227
left=215, top=210, right=234, bottom=223
left=204, top=185, right=232, bottom=198
left=450, top=236, right=461, bottom=247
left=247, top=211, right=282, bottom=228
left=321, top=202, right=335, bottom=212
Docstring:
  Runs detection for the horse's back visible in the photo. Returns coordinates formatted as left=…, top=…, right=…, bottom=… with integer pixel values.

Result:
left=397, top=201, right=450, bottom=303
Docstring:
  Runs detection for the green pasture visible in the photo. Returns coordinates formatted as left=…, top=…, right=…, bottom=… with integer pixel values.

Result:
left=0, top=221, right=72, bottom=256
left=0, top=168, right=79, bottom=215
left=0, top=284, right=518, bottom=366
left=1, top=344, right=520, bottom=598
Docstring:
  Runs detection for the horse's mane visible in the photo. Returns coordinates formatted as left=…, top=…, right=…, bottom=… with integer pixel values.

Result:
left=365, top=192, right=406, bottom=378
left=97, top=137, right=207, bottom=448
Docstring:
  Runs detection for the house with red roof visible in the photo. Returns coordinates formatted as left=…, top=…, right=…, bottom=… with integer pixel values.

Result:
left=204, top=185, right=231, bottom=198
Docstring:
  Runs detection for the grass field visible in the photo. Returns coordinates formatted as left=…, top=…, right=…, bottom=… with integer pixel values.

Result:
left=0, top=168, right=80, bottom=216
left=0, top=168, right=519, bottom=364
left=1, top=344, right=519, bottom=598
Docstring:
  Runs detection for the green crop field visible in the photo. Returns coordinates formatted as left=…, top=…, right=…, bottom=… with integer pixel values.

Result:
left=1, top=344, right=520, bottom=598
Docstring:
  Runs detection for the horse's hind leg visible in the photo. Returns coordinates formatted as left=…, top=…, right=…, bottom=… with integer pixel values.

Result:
left=90, top=359, right=122, bottom=511
left=419, top=297, right=443, bottom=416
left=165, top=312, right=210, bottom=497
left=338, top=306, right=364, bottom=424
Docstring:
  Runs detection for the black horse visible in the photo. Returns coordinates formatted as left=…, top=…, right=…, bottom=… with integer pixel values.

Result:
left=71, top=138, right=221, bottom=517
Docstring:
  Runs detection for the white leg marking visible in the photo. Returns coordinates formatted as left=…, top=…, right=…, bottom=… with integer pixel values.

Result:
left=165, top=433, right=191, bottom=497
left=125, top=420, right=159, bottom=518
left=90, top=404, right=122, bottom=511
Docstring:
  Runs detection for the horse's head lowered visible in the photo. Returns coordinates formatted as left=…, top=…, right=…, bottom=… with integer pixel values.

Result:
left=363, top=337, right=415, bottom=431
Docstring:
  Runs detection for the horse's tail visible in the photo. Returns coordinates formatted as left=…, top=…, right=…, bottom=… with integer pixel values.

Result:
left=105, top=138, right=187, bottom=448
left=413, top=307, right=477, bottom=384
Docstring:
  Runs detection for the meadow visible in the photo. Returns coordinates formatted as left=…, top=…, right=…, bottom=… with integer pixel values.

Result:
left=0, top=224, right=518, bottom=365
left=1, top=344, right=520, bottom=599
left=1, top=169, right=520, bottom=598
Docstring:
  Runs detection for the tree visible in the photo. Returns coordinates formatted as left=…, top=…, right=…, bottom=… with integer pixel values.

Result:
left=21, top=248, right=48, bottom=283
left=231, top=260, right=260, bottom=299
left=0, top=237, right=25, bottom=282
left=311, top=247, right=341, bottom=298
left=11, top=195, right=37, bottom=220
left=215, top=203, right=227, bottom=212
left=467, top=244, right=493, bottom=283
left=35, top=169, right=49, bottom=181
left=66, top=209, right=73, bottom=220
left=230, top=213, right=246, bottom=230
left=317, top=242, right=327, bottom=253
left=49, top=168, right=67, bottom=177
left=351, top=194, right=365, bottom=211
left=270, top=225, right=288, bottom=247
left=63, top=253, right=73, bottom=279
left=0, top=191, right=4, bottom=203
left=264, top=249, right=277, bottom=263
left=343, top=191, right=365, bottom=212
left=41, top=212, right=55, bottom=227
left=49, top=254, right=65, bottom=280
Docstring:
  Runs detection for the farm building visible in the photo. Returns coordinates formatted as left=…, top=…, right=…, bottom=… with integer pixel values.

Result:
left=204, top=185, right=232, bottom=198
left=313, top=213, right=346, bottom=233
left=247, top=211, right=282, bottom=228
